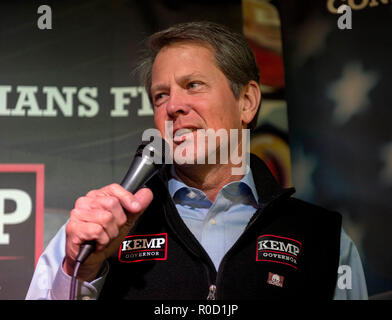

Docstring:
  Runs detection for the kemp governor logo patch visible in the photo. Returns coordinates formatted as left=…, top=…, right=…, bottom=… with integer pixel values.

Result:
left=256, top=234, right=302, bottom=269
left=119, top=233, right=167, bottom=263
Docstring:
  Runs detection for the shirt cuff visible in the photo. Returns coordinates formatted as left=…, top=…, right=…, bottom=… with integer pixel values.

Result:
left=50, top=261, right=109, bottom=300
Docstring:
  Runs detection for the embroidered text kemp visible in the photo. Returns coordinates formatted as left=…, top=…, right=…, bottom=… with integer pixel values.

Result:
left=258, top=240, right=300, bottom=256
left=122, top=238, right=165, bottom=251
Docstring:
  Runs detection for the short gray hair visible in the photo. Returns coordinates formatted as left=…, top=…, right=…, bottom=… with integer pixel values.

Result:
left=138, top=21, right=261, bottom=132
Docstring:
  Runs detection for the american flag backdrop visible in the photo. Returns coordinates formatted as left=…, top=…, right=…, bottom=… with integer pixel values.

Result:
left=277, top=0, right=392, bottom=297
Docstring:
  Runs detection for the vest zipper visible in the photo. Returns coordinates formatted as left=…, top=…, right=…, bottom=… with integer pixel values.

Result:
left=207, top=284, right=216, bottom=300
left=213, top=188, right=296, bottom=298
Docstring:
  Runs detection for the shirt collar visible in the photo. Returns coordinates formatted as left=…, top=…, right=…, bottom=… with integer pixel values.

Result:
left=167, top=165, right=259, bottom=206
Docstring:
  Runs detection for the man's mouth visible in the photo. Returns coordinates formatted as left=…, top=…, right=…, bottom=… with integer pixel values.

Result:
left=173, top=128, right=196, bottom=143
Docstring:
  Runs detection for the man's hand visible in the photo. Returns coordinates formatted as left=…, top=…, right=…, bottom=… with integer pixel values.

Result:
left=63, top=183, right=153, bottom=282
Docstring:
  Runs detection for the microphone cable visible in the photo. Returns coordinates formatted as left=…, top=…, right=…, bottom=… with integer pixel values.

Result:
left=68, top=136, right=167, bottom=300
left=69, top=241, right=96, bottom=300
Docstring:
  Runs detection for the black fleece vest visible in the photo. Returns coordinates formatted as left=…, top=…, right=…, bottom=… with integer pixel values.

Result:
left=99, top=155, right=341, bottom=300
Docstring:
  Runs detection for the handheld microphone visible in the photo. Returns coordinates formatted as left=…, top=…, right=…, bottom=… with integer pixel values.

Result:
left=70, top=135, right=168, bottom=299
left=120, top=136, right=168, bottom=193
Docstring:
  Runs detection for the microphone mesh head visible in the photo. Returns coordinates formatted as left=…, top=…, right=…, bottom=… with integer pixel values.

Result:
left=136, top=135, right=169, bottom=167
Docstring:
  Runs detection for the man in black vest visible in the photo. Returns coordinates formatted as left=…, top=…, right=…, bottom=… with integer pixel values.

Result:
left=26, top=21, right=367, bottom=300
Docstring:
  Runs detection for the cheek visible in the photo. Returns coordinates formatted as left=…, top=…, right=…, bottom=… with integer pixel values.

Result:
left=154, top=110, right=177, bottom=140
left=153, top=112, right=166, bottom=136
left=207, top=88, right=242, bottom=127
left=208, top=104, right=242, bottom=130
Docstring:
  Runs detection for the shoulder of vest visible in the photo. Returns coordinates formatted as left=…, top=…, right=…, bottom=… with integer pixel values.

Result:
left=281, top=196, right=342, bottom=224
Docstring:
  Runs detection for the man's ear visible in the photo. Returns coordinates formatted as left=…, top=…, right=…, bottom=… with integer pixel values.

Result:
left=240, top=80, right=261, bottom=128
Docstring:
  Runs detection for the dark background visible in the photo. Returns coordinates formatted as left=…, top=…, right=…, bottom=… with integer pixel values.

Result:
left=0, top=0, right=391, bottom=298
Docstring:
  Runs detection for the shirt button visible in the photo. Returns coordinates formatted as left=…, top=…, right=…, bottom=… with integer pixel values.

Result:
left=210, top=218, right=216, bottom=225
left=188, top=190, right=196, bottom=199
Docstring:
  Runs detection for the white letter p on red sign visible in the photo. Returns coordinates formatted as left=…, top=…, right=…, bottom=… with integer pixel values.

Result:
left=0, top=189, right=32, bottom=244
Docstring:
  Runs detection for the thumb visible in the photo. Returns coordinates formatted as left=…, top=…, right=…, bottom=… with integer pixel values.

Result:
left=126, top=187, right=154, bottom=214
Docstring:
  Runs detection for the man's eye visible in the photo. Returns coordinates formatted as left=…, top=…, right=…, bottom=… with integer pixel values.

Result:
left=154, top=93, right=167, bottom=103
left=188, top=81, right=202, bottom=89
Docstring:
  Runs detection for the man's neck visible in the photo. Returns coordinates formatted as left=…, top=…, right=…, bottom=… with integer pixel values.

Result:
left=172, top=163, right=244, bottom=202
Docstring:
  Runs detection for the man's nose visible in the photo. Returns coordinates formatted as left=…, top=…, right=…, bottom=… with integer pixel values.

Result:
left=166, top=89, right=191, bottom=118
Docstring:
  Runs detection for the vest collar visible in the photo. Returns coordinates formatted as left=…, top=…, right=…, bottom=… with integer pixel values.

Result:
left=154, top=153, right=295, bottom=207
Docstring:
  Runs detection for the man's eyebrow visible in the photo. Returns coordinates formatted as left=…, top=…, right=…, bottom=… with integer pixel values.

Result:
left=151, top=83, right=168, bottom=94
left=179, top=72, right=208, bottom=84
left=151, top=72, right=207, bottom=93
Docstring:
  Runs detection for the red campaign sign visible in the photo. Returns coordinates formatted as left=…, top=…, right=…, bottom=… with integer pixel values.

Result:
left=0, top=164, right=44, bottom=299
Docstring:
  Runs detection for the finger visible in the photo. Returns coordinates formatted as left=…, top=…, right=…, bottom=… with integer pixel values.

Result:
left=83, top=222, right=111, bottom=251
left=90, top=196, right=127, bottom=226
left=66, top=220, right=111, bottom=254
left=71, top=208, right=121, bottom=240
left=75, top=194, right=127, bottom=224
left=97, top=183, right=153, bottom=214
left=74, top=196, right=96, bottom=210
left=90, top=184, right=141, bottom=213
left=132, top=187, right=154, bottom=213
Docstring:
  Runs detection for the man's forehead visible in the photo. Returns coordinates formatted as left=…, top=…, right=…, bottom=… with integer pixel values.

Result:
left=153, top=41, right=217, bottom=68
left=150, top=42, right=219, bottom=86
left=158, top=40, right=215, bottom=55
left=151, top=71, right=208, bottom=92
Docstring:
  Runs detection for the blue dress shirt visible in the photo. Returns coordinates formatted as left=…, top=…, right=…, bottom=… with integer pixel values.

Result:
left=168, top=166, right=259, bottom=271
left=26, top=167, right=368, bottom=300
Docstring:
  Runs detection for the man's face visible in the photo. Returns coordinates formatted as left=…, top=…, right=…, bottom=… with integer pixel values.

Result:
left=151, top=42, right=247, bottom=165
